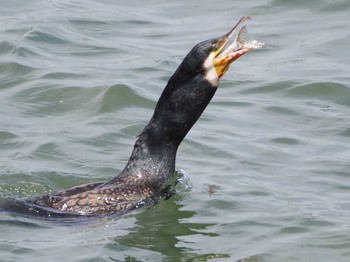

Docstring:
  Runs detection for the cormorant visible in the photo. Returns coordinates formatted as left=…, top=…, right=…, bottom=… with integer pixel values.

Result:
left=1, top=16, right=264, bottom=217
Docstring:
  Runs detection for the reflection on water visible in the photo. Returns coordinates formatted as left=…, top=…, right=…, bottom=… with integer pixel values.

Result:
left=115, top=196, right=229, bottom=261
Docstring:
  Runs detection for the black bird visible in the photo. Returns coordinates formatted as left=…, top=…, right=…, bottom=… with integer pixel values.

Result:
left=1, top=16, right=264, bottom=216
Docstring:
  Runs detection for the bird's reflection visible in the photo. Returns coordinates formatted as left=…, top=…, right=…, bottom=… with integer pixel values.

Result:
left=112, top=195, right=229, bottom=261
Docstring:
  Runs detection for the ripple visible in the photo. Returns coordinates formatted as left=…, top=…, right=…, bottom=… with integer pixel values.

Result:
left=338, top=126, right=350, bottom=138
left=0, top=60, right=36, bottom=91
left=0, top=61, right=34, bottom=78
left=41, top=72, right=87, bottom=80
left=0, top=41, right=16, bottom=55
left=287, top=82, right=350, bottom=107
left=0, top=217, right=47, bottom=229
left=270, top=137, right=301, bottom=145
left=0, top=131, right=17, bottom=140
left=25, top=28, right=69, bottom=45
left=69, top=19, right=108, bottom=26
left=238, top=81, right=293, bottom=95
left=12, top=85, right=105, bottom=116
left=0, top=135, right=31, bottom=151
left=278, top=226, right=309, bottom=234
left=264, top=105, right=299, bottom=116
left=98, top=84, right=154, bottom=113
left=32, top=142, right=64, bottom=160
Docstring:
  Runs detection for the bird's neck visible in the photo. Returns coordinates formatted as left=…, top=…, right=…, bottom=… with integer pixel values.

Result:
left=114, top=69, right=217, bottom=190
left=117, top=126, right=179, bottom=191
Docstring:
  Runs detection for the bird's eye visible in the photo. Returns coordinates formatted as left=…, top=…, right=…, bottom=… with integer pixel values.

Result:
left=212, top=43, right=220, bottom=51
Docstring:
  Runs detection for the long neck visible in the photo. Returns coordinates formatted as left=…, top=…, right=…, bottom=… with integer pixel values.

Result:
left=117, top=127, right=178, bottom=191
left=116, top=63, right=217, bottom=190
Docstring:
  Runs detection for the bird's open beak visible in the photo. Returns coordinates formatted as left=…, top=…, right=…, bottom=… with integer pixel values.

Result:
left=213, top=16, right=264, bottom=78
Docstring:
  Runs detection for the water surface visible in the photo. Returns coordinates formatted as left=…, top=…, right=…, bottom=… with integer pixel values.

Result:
left=1, top=0, right=350, bottom=261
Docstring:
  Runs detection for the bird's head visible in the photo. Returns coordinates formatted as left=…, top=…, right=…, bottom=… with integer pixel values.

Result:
left=180, top=16, right=264, bottom=87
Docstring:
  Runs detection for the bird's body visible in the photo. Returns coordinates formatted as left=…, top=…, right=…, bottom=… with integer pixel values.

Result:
left=1, top=16, right=264, bottom=217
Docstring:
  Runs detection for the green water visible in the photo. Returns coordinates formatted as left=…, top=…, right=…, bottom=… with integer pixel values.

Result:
left=1, top=0, right=350, bottom=261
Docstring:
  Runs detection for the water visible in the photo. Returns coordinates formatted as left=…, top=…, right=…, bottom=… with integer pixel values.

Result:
left=1, top=0, right=350, bottom=261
